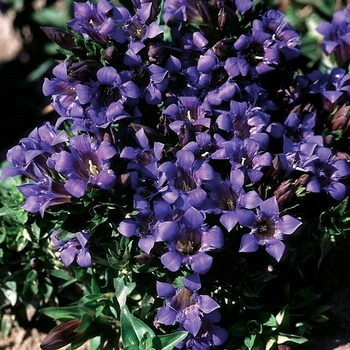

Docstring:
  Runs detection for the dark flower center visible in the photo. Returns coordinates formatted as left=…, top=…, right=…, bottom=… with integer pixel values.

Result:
left=96, top=85, right=120, bottom=107
left=171, top=287, right=194, bottom=310
left=125, top=16, right=147, bottom=40
left=243, top=42, right=264, bottom=66
left=254, top=216, right=275, bottom=239
left=176, top=229, right=201, bottom=255
left=174, top=168, right=196, bottom=192
left=217, top=185, right=237, bottom=211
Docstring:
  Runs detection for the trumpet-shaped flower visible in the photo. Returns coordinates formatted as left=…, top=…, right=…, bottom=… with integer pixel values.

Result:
left=159, top=207, right=224, bottom=274
left=156, top=274, right=220, bottom=337
left=54, top=134, right=117, bottom=197
left=51, top=231, right=92, bottom=267
left=238, top=196, right=302, bottom=261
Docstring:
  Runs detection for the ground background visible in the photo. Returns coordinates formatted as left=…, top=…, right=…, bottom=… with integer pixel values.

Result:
left=1, top=2, right=350, bottom=350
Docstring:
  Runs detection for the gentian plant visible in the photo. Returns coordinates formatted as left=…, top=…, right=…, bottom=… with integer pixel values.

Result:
left=1, top=0, right=350, bottom=349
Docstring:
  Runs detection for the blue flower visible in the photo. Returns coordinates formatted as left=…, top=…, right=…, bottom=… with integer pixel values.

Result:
left=67, top=0, right=124, bottom=43
left=238, top=196, right=302, bottom=261
left=317, top=7, right=350, bottom=67
left=18, top=177, right=71, bottom=217
left=51, top=231, right=92, bottom=267
left=156, top=274, right=221, bottom=336
left=54, top=134, right=117, bottom=197
left=75, top=66, right=140, bottom=127
left=159, top=207, right=224, bottom=274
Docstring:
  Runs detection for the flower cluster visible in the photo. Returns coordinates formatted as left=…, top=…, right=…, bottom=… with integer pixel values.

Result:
left=2, top=0, right=350, bottom=349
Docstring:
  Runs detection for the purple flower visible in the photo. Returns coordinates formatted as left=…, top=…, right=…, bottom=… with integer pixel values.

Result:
left=1, top=122, right=68, bottom=181
left=18, top=177, right=71, bottom=217
left=75, top=66, right=139, bottom=127
left=306, top=145, right=350, bottom=201
left=175, top=312, right=228, bottom=349
left=204, top=170, right=262, bottom=232
left=156, top=274, right=220, bottom=336
left=316, top=7, right=350, bottom=67
left=159, top=207, right=224, bottom=274
left=306, top=68, right=350, bottom=113
left=259, top=9, right=301, bottom=61
left=282, top=136, right=350, bottom=200
left=158, top=150, right=215, bottom=208
left=67, top=0, right=124, bottom=44
left=238, top=196, right=302, bottom=261
left=211, top=136, right=272, bottom=184
left=43, top=62, right=80, bottom=118
left=51, top=231, right=92, bottom=267
left=120, top=127, right=164, bottom=179
left=163, top=0, right=202, bottom=25
left=143, top=64, right=169, bottom=104
left=54, top=134, right=117, bottom=198
left=117, top=194, right=156, bottom=254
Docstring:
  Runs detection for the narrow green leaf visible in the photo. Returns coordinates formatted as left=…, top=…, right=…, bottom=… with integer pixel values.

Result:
left=277, top=333, right=308, bottom=344
left=40, top=306, right=94, bottom=320
left=152, top=331, right=188, bottom=350
left=48, top=269, right=76, bottom=281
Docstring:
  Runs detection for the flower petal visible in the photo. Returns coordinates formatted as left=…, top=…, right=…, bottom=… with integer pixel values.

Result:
left=266, top=240, right=285, bottom=262
left=239, top=233, right=258, bottom=253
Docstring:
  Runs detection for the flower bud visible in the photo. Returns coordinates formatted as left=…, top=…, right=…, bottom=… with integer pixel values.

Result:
left=30, top=257, right=43, bottom=271
left=40, top=319, right=84, bottom=350
left=331, top=105, right=350, bottom=136
left=196, top=0, right=219, bottom=26
left=213, top=38, right=235, bottom=60
left=334, top=151, right=350, bottom=162
left=274, top=174, right=309, bottom=206
left=67, top=60, right=101, bottom=82
left=40, top=27, right=76, bottom=50
left=103, top=46, right=120, bottom=65
left=264, top=155, right=285, bottom=183
left=147, top=42, right=165, bottom=65
left=217, top=3, right=238, bottom=35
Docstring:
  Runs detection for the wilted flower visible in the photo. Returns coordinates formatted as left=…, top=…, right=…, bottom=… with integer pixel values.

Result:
left=238, top=196, right=302, bottom=261
left=331, top=105, right=350, bottom=136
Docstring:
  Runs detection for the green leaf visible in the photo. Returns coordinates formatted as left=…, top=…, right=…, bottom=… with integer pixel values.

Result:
left=40, top=306, right=95, bottom=321
left=277, top=333, right=308, bottom=344
left=120, top=304, right=155, bottom=348
left=114, top=277, right=136, bottom=306
left=1, top=314, right=13, bottom=338
left=48, top=269, right=76, bottom=281
left=1, top=281, right=17, bottom=306
left=152, top=332, right=188, bottom=350
left=56, top=228, right=77, bottom=242
left=318, top=235, right=332, bottom=268
left=276, top=306, right=287, bottom=326
left=229, top=321, right=248, bottom=337
left=244, top=333, right=256, bottom=348
left=263, top=315, right=278, bottom=329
